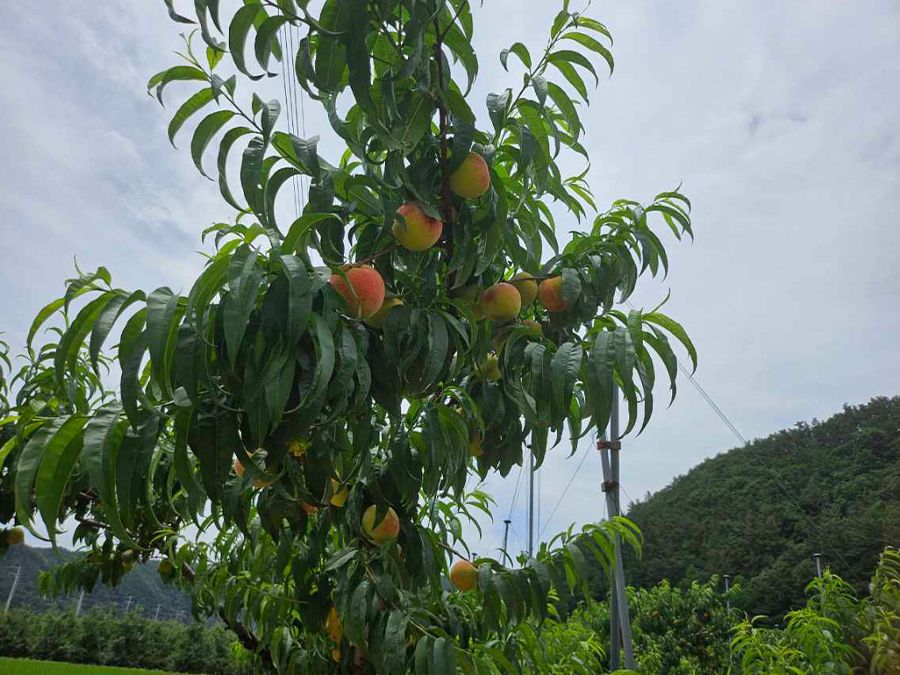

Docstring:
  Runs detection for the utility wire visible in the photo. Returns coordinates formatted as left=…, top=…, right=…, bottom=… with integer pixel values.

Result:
left=506, top=462, right=525, bottom=521
left=537, top=440, right=593, bottom=541
left=278, top=24, right=301, bottom=221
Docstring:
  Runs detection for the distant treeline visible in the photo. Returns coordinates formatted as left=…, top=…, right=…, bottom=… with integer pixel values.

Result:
left=0, top=607, right=248, bottom=674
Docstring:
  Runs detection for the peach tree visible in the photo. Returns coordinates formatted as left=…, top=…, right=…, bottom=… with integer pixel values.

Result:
left=0, top=0, right=696, bottom=672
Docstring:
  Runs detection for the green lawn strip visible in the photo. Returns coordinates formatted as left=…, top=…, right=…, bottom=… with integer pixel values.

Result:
left=0, top=657, right=198, bottom=675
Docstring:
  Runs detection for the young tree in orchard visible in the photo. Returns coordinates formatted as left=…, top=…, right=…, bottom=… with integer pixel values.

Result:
left=0, top=0, right=697, bottom=672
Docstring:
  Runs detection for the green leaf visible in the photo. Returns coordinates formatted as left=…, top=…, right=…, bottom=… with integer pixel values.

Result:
left=551, top=342, right=582, bottom=423
left=82, top=407, right=141, bottom=549
left=254, top=16, right=288, bottom=72
left=531, top=75, right=548, bottom=106
left=501, top=42, right=531, bottom=71
left=644, top=329, right=678, bottom=404
left=432, top=636, right=457, bottom=675
left=0, top=437, right=18, bottom=475
left=575, top=17, right=613, bottom=43
left=643, top=312, right=697, bottom=372
left=276, top=255, right=311, bottom=348
left=415, top=635, right=433, bottom=675
left=34, top=416, right=88, bottom=548
left=229, top=3, right=266, bottom=80
left=116, top=411, right=159, bottom=529
left=146, top=287, right=181, bottom=397
left=240, top=136, right=266, bottom=214
left=561, top=268, right=582, bottom=307
left=188, top=407, right=240, bottom=502
left=444, top=23, right=479, bottom=95
left=384, top=610, right=409, bottom=674
left=546, top=81, right=581, bottom=140
left=26, top=287, right=93, bottom=351
left=191, top=110, right=235, bottom=177
left=561, top=32, right=614, bottom=75
left=217, top=126, right=254, bottom=211
left=167, top=87, right=214, bottom=147
left=162, top=0, right=194, bottom=24
left=55, top=292, right=117, bottom=385
left=342, top=0, right=374, bottom=113
left=284, top=213, right=339, bottom=253
left=89, top=291, right=146, bottom=374
left=147, top=65, right=208, bottom=104
left=173, top=407, right=205, bottom=519
left=14, top=420, right=61, bottom=539
left=344, top=580, right=371, bottom=648
left=223, top=247, right=264, bottom=366
left=118, top=310, right=147, bottom=425
left=419, top=313, right=449, bottom=394
left=548, top=59, right=588, bottom=102
left=588, top=331, right=615, bottom=433
left=548, top=49, right=599, bottom=87
left=315, top=1, right=347, bottom=91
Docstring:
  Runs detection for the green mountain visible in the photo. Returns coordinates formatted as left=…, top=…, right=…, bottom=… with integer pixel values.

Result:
left=625, top=395, right=900, bottom=617
left=0, top=545, right=192, bottom=621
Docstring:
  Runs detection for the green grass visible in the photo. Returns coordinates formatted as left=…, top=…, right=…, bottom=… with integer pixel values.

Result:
left=0, top=657, right=198, bottom=674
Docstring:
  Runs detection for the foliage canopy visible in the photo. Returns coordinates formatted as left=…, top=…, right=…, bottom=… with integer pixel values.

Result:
left=0, top=0, right=697, bottom=672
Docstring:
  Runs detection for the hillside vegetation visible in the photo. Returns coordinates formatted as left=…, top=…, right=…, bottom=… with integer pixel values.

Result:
left=0, top=545, right=191, bottom=620
left=626, top=395, right=900, bottom=616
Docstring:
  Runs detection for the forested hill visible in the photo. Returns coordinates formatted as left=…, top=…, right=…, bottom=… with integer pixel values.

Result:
left=626, top=395, right=900, bottom=617
left=0, top=545, right=192, bottom=620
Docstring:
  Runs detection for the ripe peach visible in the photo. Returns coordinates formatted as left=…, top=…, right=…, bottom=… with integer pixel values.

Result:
left=480, top=282, right=521, bottom=321
left=393, top=203, right=443, bottom=251
left=364, top=297, right=404, bottom=329
left=6, top=527, right=24, bottom=546
left=511, top=273, right=538, bottom=306
left=538, top=276, right=567, bottom=313
left=329, top=266, right=385, bottom=320
left=362, top=505, right=400, bottom=546
left=449, top=152, right=491, bottom=199
left=330, top=480, right=349, bottom=508
left=477, top=355, right=501, bottom=381
left=450, top=560, right=478, bottom=592
left=301, top=502, right=318, bottom=516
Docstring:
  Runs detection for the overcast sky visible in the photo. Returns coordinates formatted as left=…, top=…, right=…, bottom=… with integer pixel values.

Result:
left=1, top=0, right=899, bottom=561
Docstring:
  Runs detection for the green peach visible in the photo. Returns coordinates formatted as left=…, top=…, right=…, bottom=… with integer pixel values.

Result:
left=449, top=152, right=491, bottom=199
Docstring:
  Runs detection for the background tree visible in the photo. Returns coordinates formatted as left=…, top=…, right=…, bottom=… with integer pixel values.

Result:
left=0, top=0, right=696, bottom=672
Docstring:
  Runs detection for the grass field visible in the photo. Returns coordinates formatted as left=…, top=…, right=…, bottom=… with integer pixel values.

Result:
left=0, top=657, right=198, bottom=674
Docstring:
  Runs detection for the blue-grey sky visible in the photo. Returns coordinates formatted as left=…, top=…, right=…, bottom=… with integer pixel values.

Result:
left=1, top=0, right=899, bottom=559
